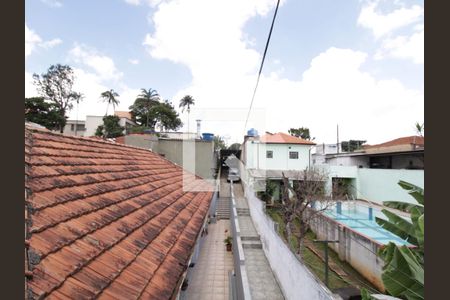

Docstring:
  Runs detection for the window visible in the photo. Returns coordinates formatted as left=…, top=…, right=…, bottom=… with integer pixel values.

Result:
left=266, top=150, right=273, bottom=158
left=289, top=151, right=299, bottom=159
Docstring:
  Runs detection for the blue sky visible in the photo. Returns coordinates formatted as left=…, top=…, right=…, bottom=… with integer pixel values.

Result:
left=26, top=0, right=424, bottom=144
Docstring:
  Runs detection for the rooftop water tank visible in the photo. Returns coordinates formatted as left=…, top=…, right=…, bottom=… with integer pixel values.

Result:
left=247, top=128, right=258, bottom=137
left=202, top=133, right=214, bottom=141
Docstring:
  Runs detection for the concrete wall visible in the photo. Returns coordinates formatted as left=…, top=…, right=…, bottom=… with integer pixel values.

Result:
left=244, top=185, right=338, bottom=300
left=121, top=135, right=216, bottom=180
left=326, top=156, right=369, bottom=168
left=308, top=211, right=386, bottom=292
left=356, top=168, right=424, bottom=204
left=85, top=116, right=103, bottom=137
left=318, top=165, right=424, bottom=204
left=244, top=142, right=312, bottom=171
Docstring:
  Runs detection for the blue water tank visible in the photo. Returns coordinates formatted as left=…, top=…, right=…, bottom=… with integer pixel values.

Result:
left=202, top=133, right=214, bottom=141
left=247, top=128, right=258, bottom=137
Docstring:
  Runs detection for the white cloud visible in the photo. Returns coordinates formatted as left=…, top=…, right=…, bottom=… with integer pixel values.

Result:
left=25, top=24, right=42, bottom=58
left=144, top=0, right=423, bottom=144
left=41, top=0, right=63, bottom=8
left=128, top=58, right=140, bottom=65
left=375, top=27, right=424, bottom=64
left=25, top=24, right=62, bottom=58
left=68, top=44, right=123, bottom=81
left=124, top=0, right=162, bottom=6
left=357, top=2, right=423, bottom=38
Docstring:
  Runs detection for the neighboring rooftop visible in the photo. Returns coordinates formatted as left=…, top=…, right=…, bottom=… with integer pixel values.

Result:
left=24, top=125, right=213, bottom=299
left=364, top=135, right=424, bottom=150
left=114, top=111, right=133, bottom=120
left=259, top=132, right=316, bottom=145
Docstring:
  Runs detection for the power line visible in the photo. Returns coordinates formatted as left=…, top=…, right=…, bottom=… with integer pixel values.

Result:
left=243, top=0, right=281, bottom=133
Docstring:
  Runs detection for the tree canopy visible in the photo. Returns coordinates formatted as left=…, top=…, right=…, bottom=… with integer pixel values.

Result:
left=179, top=95, right=195, bottom=113
left=100, top=89, right=120, bottom=116
left=95, top=115, right=124, bottom=138
left=288, top=127, right=313, bottom=140
left=341, top=140, right=366, bottom=152
left=129, top=89, right=182, bottom=131
left=33, top=64, right=83, bottom=132
left=25, top=97, right=65, bottom=130
left=213, top=136, right=226, bottom=151
left=228, top=143, right=241, bottom=150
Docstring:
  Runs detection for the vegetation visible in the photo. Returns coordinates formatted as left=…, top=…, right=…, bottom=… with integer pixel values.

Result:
left=100, top=89, right=120, bottom=116
left=95, top=115, right=125, bottom=138
left=32, top=64, right=83, bottom=132
left=129, top=89, right=182, bottom=131
left=228, top=143, right=241, bottom=150
left=129, top=88, right=160, bottom=127
left=280, top=168, right=343, bottom=251
left=371, top=181, right=424, bottom=300
left=341, top=140, right=366, bottom=152
left=266, top=208, right=379, bottom=292
left=213, top=135, right=226, bottom=151
left=415, top=122, right=424, bottom=137
left=179, top=95, right=195, bottom=132
left=25, top=97, right=66, bottom=130
left=288, top=127, right=313, bottom=140
left=257, top=180, right=278, bottom=203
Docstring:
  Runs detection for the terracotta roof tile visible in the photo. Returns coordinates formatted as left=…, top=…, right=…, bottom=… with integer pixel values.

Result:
left=364, top=136, right=424, bottom=149
left=260, top=132, right=316, bottom=145
left=25, top=126, right=213, bottom=299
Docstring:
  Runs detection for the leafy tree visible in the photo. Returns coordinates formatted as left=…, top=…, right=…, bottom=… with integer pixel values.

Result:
left=152, top=100, right=183, bottom=131
left=95, top=115, right=124, bottom=138
left=179, top=95, right=195, bottom=132
left=362, top=181, right=424, bottom=300
left=33, top=64, right=83, bottom=133
left=341, top=140, right=366, bottom=152
left=415, top=122, right=424, bottom=137
left=25, top=97, right=65, bottom=130
left=213, top=135, right=226, bottom=151
left=280, top=168, right=346, bottom=252
left=288, top=127, right=313, bottom=140
left=100, top=89, right=120, bottom=116
left=129, top=88, right=160, bottom=127
left=228, top=143, right=241, bottom=150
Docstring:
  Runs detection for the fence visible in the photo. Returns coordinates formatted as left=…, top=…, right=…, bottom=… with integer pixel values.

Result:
left=229, top=183, right=253, bottom=300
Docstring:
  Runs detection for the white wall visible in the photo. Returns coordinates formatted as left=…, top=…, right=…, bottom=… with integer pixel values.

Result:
left=245, top=185, right=338, bottom=300
left=318, top=165, right=424, bottom=205
left=326, top=155, right=369, bottom=168
left=356, top=168, right=424, bottom=204
left=245, top=142, right=312, bottom=171
left=85, top=116, right=103, bottom=137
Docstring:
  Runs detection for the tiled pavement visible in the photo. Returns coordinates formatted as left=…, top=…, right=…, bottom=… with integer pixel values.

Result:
left=233, top=183, right=285, bottom=300
left=184, top=220, right=234, bottom=300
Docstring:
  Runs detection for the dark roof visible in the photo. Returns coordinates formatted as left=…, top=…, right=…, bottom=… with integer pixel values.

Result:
left=25, top=125, right=213, bottom=299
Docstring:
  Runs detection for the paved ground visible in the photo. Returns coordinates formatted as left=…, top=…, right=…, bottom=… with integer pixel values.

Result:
left=183, top=219, right=234, bottom=300
left=232, top=183, right=285, bottom=300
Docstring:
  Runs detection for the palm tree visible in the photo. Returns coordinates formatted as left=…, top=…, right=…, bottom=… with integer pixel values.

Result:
left=179, top=95, right=195, bottom=135
left=137, top=88, right=160, bottom=128
left=100, top=89, right=120, bottom=116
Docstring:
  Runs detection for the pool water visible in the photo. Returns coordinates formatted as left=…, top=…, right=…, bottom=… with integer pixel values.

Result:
left=321, top=202, right=411, bottom=246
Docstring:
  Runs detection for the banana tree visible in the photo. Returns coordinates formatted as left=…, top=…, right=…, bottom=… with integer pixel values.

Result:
left=362, top=180, right=424, bottom=300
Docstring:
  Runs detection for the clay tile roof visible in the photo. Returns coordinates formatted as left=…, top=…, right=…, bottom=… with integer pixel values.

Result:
left=24, top=125, right=213, bottom=299
left=260, top=132, right=316, bottom=145
left=114, top=111, right=133, bottom=120
left=364, top=136, right=424, bottom=149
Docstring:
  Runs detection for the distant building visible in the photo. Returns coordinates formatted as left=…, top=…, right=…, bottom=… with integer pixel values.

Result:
left=62, top=120, right=86, bottom=136
left=63, top=111, right=136, bottom=137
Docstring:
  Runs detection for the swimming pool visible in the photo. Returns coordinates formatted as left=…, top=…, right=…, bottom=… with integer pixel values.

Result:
left=318, top=201, right=411, bottom=246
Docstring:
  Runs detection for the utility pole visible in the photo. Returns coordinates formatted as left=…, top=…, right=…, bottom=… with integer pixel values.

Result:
left=313, top=239, right=339, bottom=287
left=336, top=124, right=339, bottom=154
